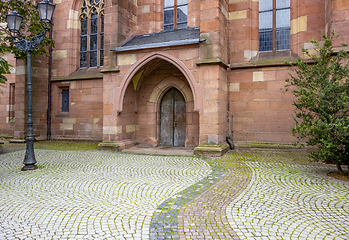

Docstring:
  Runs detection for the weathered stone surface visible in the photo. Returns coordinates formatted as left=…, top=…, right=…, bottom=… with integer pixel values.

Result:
left=193, top=142, right=230, bottom=156
left=98, top=141, right=121, bottom=151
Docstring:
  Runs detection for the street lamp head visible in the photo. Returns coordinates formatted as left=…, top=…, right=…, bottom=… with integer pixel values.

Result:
left=6, top=7, right=23, bottom=39
left=37, top=0, right=56, bottom=24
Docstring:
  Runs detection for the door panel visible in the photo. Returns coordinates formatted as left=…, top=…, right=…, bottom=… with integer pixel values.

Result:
left=160, top=88, right=174, bottom=146
left=160, top=88, right=186, bottom=147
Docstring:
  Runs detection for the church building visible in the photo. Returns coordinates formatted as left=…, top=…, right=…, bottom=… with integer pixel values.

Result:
left=1, top=0, right=348, bottom=155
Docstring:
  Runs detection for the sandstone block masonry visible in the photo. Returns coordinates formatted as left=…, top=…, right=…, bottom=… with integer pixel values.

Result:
left=0, top=0, right=348, bottom=152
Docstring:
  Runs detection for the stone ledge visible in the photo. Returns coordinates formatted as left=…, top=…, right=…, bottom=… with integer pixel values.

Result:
left=100, top=67, right=120, bottom=73
left=193, top=142, right=230, bottom=157
left=196, top=58, right=229, bottom=69
left=98, top=139, right=138, bottom=151
left=9, top=138, right=26, bottom=143
left=230, top=58, right=315, bottom=70
left=53, top=137, right=103, bottom=142
left=249, top=142, right=303, bottom=149
left=117, top=139, right=138, bottom=150
left=233, top=142, right=307, bottom=151
left=51, top=68, right=103, bottom=82
left=98, top=141, right=121, bottom=151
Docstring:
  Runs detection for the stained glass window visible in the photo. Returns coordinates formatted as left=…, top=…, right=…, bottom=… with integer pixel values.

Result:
left=259, top=0, right=290, bottom=52
left=164, top=0, right=187, bottom=31
left=80, top=0, right=104, bottom=68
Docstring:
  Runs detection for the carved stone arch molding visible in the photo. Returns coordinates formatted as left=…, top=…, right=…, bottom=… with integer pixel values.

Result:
left=115, top=52, right=203, bottom=114
left=149, top=76, right=193, bottom=104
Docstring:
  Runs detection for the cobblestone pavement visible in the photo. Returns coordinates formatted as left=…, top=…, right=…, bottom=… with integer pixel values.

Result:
left=0, top=150, right=211, bottom=239
left=150, top=157, right=227, bottom=240
left=177, top=158, right=251, bottom=240
left=1, top=149, right=349, bottom=240
left=226, top=161, right=349, bottom=240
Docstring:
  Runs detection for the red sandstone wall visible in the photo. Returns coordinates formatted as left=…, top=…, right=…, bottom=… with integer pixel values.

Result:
left=326, top=0, right=349, bottom=47
left=51, top=79, right=103, bottom=140
left=228, top=66, right=298, bottom=143
left=0, top=53, right=16, bottom=138
left=227, top=0, right=332, bottom=144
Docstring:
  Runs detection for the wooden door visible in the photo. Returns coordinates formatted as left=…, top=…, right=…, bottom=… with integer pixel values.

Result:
left=160, top=88, right=186, bottom=146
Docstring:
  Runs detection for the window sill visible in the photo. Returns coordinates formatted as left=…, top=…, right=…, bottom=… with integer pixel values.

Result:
left=56, top=112, right=70, bottom=117
left=230, top=50, right=299, bottom=70
left=51, top=68, right=103, bottom=82
left=255, top=50, right=296, bottom=61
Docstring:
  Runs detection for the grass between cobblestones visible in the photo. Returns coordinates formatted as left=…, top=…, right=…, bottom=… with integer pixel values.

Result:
left=224, top=150, right=311, bottom=165
left=1, top=140, right=99, bottom=153
left=221, top=150, right=349, bottom=240
left=36, top=141, right=99, bottom=151
left=1, top=142, right=348, bottom=239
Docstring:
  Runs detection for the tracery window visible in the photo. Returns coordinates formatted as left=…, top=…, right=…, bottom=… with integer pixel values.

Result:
left=80, top=0, right=104, bottom=68
left=259, top=0, right=290, bottom=52
left=164, top=0, right=187, bottom=31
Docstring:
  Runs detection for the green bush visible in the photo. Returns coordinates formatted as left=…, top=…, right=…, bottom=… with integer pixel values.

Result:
left=286, top=32, right=349, bottom=176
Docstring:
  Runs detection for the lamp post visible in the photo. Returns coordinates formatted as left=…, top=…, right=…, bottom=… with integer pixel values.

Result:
left=7, top=0, right=55, bottom=171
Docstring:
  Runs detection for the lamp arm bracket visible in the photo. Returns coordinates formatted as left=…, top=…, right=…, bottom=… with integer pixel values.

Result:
left=13, top=28, right=47, bottom=52
left=30, top=28, right=47, bottom=50
left=13, top=39, right=27, bottom=52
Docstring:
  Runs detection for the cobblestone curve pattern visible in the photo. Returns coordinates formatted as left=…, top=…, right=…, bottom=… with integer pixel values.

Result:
left=0, top=150, right=212, bottom=240
left=177, top=159, right=251, bottom=240
left=226, top=162, right=349, bottom=240
left=149, top=158, right=227, bottom=240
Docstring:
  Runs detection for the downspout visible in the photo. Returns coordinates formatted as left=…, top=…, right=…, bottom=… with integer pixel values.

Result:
left=47, top=1, right=53, bottom=140
left=226, top=82, right=234, bottom=150
left=226, top=114, right=234, bottom=150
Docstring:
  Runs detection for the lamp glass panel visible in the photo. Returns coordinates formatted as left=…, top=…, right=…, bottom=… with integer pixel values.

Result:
left=15, top=15, right=22, bottom=30
left=38, top=4, right=47, bottom=21
left=7, top=15, right=16, bottom=31
left=46, top=4, right=55, bottom=22
left=7, top=14, right=22, bottom=32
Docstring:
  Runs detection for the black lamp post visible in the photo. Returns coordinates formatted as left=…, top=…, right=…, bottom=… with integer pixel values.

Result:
left=7, top=0, right=56, bottom=171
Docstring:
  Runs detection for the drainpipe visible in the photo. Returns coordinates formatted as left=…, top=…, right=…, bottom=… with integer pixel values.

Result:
left=47, top=1, right=53, bottom=140
left=226, top=114, right=235, bottom=150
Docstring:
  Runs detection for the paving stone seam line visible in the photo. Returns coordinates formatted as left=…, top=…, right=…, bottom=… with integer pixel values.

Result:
left=177, top=158, right=252, bottom=240
left=149, top=157, right=228, bottom=240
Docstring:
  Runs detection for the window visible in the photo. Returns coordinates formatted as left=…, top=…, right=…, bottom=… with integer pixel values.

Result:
left=80, top=0, right=104, bottom=68
left=164, top=0, right=187, bottom=31
left=61, top=89, right=69, bottom=112
left=9, top=83, right=15, bottom=120
left=259, top=0, right=290, bottom=52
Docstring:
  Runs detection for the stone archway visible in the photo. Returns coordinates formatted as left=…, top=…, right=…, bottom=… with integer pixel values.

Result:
left=147, top=76, right=197, bottom=147
left=114, top=52, right=203, bottom=114
left=101, top=53, right=200, bottom=149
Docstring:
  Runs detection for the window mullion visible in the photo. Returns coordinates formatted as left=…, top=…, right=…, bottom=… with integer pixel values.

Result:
left=87, top=18, right=91, bottom=68
left=272, top=0, right=276, bottom=52
left=174, top=0, right=177, bottom=29
left=97, top=14, right=101, bottom=67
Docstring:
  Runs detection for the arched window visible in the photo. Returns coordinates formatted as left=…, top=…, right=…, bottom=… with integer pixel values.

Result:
left=79, top=0, right=104, bottom=68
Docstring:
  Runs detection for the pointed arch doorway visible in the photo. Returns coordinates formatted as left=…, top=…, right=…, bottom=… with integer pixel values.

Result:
left=160, top=87, right=186, bottom=147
